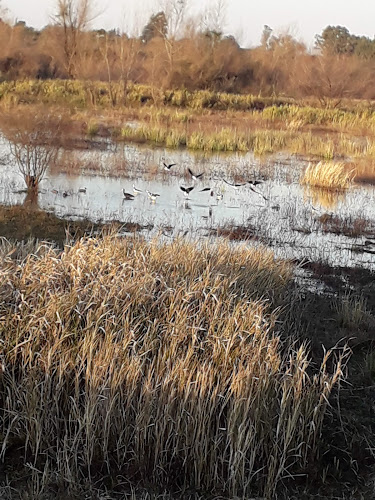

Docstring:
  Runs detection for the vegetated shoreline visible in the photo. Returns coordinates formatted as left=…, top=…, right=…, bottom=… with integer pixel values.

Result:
left=1, top=81, right=375, bottom=175
left=1, top=232, right=374, bottom=500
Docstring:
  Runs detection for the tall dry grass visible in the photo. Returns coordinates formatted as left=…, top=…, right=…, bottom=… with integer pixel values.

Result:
left=301, top=161, right=355, bottom=190
left=0, top=235, right=347, bottom=498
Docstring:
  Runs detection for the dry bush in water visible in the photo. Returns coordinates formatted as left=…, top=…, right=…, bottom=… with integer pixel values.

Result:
left=0, top=236, right=347, bottom=498
left=0, top=111, right=62, bottom=191
left=301, top=161, right=355, bottom=190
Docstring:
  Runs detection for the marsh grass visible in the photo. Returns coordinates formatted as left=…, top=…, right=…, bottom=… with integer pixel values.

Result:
left=334, top=293, right=374, bottom=332
left=2, top=82, right=375, bottom=161
left=301, top=161, right=355, bottom=190
left=0, top=235, right=347, bottom=499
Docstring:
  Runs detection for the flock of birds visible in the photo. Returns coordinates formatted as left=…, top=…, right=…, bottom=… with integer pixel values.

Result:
left=120, top=161, right=267, bottom=203
left=48, top=161, right=267, bottom=208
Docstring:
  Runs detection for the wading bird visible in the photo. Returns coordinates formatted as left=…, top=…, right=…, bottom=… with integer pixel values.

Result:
left=122, top=189, right=135, bottom=200
left=78, top=187, right=87, bottom=193
left=188, top=167, right=203, bottom=180
left=146, top=190, right=160, bottom=202
left=248, top=180, right=263, bottom=186
left=133, top=184, right=143, bottom=194
left=199, top=187, right=211, bottom=192
left=180, top=186, right=194, bottom=197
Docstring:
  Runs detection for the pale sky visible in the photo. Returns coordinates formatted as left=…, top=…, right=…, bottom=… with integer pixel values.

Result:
left=4, top=0, right=375, bottom=48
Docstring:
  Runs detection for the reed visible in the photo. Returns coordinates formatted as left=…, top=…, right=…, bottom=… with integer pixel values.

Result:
left=0, top=235, right=346, bottom=499
left=301, top=161, right=355, bottom=189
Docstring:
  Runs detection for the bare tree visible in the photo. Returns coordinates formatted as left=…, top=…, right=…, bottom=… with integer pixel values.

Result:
left=0, top=112, right=62, bottom=197
left=200, top=0, right=227, bottom=38
left=158, top=0, right=188, bottom=38
left=53, top=0, right=99, bottom=78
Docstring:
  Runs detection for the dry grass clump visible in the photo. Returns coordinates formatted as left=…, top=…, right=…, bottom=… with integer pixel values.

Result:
left=334, top=293, right=374, bottom=332
left=0, top=236, right=346, bottom=498
left=301, top=161, right=355, bottom=190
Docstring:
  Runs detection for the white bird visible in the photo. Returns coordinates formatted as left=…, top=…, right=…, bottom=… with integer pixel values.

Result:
left=188, top=167, right=203, bottom=180
left=146, top=190, right=160, bottom=202
left=163, top=162, right=176, bottom=171
left=180, top=186, right=194, bottom=198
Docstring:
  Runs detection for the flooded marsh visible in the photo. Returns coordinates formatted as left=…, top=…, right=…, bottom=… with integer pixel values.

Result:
left=1, top=135, right=375, bottom=271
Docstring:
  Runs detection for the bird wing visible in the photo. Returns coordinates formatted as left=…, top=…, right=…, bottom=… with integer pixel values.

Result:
left=249, top=185, right=268, bottom=201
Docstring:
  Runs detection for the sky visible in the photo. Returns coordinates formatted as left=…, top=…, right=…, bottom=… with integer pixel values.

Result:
left=3, top=0, right=375, bottom=48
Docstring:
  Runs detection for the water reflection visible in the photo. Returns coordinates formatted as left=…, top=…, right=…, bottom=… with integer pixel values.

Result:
left=303, top=185, right=347, bottom=210
left=0, top=136, right=375, bottom=269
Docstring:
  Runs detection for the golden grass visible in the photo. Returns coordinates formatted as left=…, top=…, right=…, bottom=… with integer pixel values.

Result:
left=0, top=235, right=347, bottom=498
left=301, top=161, right=355, bottom=190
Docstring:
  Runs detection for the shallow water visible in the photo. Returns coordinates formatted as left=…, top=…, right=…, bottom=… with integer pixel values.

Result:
left=0, top=135, right=375, bottom=270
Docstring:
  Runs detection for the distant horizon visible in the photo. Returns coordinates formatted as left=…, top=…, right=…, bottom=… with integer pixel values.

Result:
left=3, top=0, right=375, bottom=48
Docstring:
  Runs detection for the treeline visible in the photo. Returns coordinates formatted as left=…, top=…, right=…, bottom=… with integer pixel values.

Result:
left=0, top=11, right=375, bottom=101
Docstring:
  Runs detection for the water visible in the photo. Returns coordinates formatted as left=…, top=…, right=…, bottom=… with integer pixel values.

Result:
left=1, top=136, right=375, bottom=270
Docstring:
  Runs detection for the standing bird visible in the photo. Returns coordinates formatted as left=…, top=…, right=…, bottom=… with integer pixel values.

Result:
left=146, top=190, right=160, bottom=202
left=122, top=189, right=135, bottom=200
left=78, top=187, right=87, bottom=193
left=180, top=186, right=194, bottom=198
left=248, top=180, right=263, bottom=187
left=188, top=168, right=203, bottom=180
left=133, top=184, right=143, bottom=194
left=163, top=162, right=176, bottom=171
left=199, top=187, right=211, bottom=192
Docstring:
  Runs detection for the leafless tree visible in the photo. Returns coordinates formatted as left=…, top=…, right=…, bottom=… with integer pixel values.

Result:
left=0, top=112, right=62, bottom=194
left=200, top=0, right=227, bottom=37
left=53, top=0, right=99, bottom=78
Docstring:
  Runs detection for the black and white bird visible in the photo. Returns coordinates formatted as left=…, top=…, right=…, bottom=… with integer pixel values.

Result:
left=163, top=162, right=176, bottom=171
left=133, top=184, right=143, bottom=194
left=199, top=187, right=211, bottom=192
left=223, top=179, right=246, bottom=189
left=248, top=180, right=263, bottom=186
left=146, top=190, right=160, bottom=202
left=123, top=189, right=135, bottom=200
left=180, top=186, right=194, bottom=198
left=78, top=187, right=87, bottom=193
left=188, top=168, right=203, bottom=180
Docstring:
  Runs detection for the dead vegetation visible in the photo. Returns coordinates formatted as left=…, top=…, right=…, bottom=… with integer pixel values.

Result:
left=301, top=161, right=355, bottom=190
left=0, top=234, right=349, bottom=499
